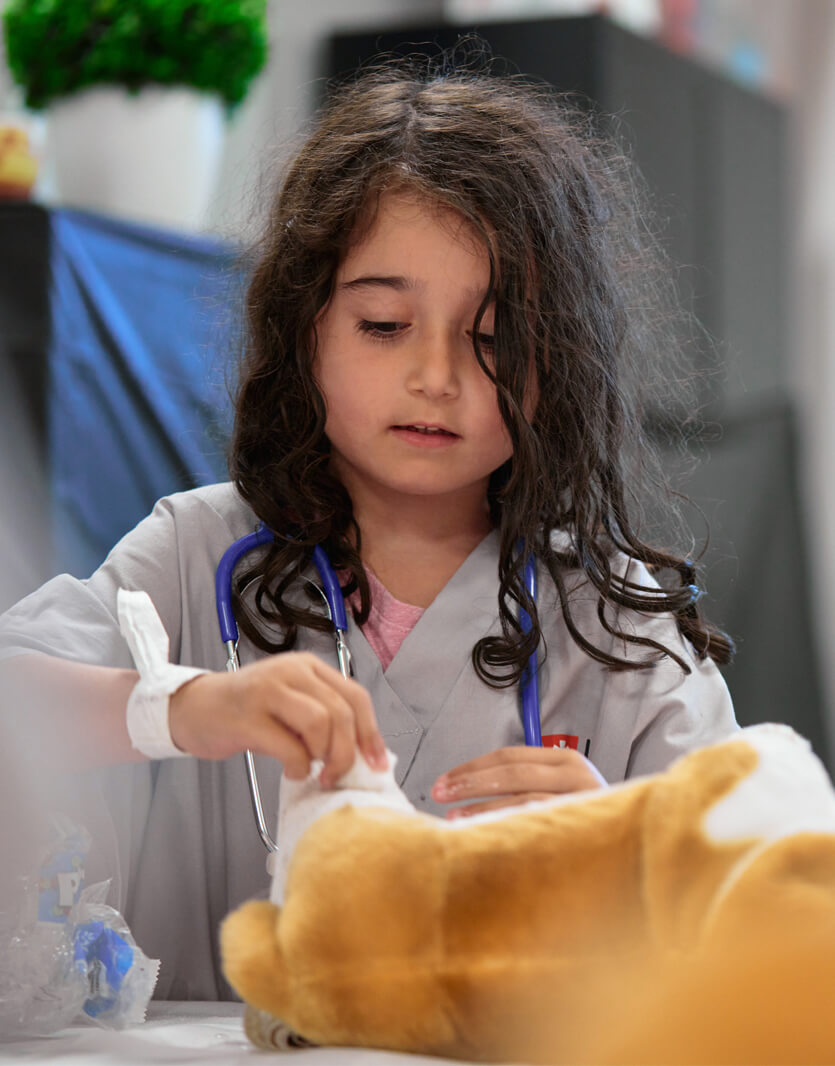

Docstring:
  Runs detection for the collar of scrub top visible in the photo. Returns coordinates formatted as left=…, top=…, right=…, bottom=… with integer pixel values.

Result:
left=215, top=525, right=541, bottom=854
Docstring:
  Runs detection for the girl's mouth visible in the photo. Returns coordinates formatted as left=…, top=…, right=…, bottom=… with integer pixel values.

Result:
left=397, top=424, right=457, bottom=436
left=391, top=424, right=460, bottom=447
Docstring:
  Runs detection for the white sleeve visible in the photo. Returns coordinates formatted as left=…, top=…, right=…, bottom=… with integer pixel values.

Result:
left=623, top=648, right=738, bottom=778
left=552, top=550, right=739, bottom=782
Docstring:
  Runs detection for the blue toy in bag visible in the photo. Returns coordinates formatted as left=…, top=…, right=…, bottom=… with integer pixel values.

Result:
left=74, top=922, right=135, bottom=1018
left=70, top=886, right=160, bottom=1028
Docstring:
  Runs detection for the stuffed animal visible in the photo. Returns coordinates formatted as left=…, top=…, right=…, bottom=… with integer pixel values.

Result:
left=221, top=725, right=835, bottom=1064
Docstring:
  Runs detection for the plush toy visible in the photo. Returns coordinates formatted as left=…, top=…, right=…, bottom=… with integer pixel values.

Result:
left=221, top=725, right=835, bottom=1064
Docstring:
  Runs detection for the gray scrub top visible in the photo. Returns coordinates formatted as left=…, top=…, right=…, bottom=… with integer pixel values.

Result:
left=0, top=482, right=737, bottom=1000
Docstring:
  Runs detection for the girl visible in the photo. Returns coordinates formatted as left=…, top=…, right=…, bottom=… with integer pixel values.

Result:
left=0, top=61, right=736, bottom=999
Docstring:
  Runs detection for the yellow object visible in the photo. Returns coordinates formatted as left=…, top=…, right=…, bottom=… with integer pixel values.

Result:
left=221, top=727, right=835, bottom=1064
left=0, top=126, right=37, bottom=198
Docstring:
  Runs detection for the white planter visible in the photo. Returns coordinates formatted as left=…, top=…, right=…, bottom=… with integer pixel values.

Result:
left=43, top=85, right=225, bottom=232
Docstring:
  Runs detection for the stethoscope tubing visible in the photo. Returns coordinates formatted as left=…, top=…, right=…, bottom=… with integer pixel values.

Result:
left=518, top=552, right=542, bottom=747
left=216, top=527, right=541, bottom=852
left=215, top=525, right=276, bottom=646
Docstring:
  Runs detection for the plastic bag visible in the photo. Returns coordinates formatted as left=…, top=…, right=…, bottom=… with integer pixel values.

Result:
left=0, top=815, right=89, bottom=1036
left=0, top=815, right=159, bottom=1038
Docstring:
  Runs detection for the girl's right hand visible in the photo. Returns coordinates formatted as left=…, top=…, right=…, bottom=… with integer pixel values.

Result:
left=168, top=652, right=387, bottom=787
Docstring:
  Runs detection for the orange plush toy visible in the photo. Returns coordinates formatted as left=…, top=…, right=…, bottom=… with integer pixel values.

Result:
left=220, top=725, right=835, bottom=1064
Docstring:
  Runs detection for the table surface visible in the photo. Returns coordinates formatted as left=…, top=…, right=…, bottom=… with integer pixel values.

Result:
left=0, top=1001, right=515, bottom=1065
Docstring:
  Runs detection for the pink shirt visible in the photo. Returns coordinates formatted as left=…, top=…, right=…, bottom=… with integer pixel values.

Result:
left=346, top=568, right=425, bottom=671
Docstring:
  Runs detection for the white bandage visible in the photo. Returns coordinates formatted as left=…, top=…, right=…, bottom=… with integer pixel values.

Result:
left=117, top=588, right=208, bottom=760
left=269, top=750, right=415, bottom=899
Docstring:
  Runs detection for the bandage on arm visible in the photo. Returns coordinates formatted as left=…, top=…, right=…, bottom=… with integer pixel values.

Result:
left=117, top=589, right=206, bottom=760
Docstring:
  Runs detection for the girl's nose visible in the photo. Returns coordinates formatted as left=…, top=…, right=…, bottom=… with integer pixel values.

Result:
left=406, top=331, right=461, bottom=400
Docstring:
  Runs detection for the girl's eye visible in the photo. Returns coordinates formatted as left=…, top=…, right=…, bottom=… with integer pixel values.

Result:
left=355, top=321, right=495, bottom=350
left=356, top=320, right=407, bottom=341
left=471, top=332, right=495, bottom=351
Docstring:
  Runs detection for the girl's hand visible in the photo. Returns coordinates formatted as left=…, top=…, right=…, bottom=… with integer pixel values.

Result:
left=431, top=746, right=606, bottom=819
left=168, top=652, right=387, bottom=787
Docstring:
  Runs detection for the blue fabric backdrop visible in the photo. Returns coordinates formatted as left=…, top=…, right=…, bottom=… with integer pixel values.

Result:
left=48, top=209, right=242, bottom=578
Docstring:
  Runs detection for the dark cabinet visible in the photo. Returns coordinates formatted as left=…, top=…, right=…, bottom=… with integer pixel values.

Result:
left=0, top=203, right=52, bottom=606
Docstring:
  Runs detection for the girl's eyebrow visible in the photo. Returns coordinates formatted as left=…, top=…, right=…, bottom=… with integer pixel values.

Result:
left=339, top=274, right=493, bottom=301
left=339, top=274, right=419, bottom=292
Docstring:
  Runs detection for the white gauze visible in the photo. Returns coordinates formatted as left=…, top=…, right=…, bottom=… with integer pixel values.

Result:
left=268, top=750, right=417, bottom=904
left=117, top=588, right=208, bottom=759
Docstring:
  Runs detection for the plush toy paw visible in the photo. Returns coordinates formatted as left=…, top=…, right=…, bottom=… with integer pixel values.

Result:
left=243, top=1004, right=316, bottom=1051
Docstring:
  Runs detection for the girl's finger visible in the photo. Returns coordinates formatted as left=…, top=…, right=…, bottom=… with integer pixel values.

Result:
left=262, top=685, right=335, bottom=762
left=352, top=692, right=389, bottom=772
left=287, top=682, right=385, bottom=786
left=257, top=657, right=385, bottom=783
left=310, top=660, right=387, bottom=771
left=244, top=714, right=313, bottom=779
left=440, top=744, right=577, bottom=781
left=319, top=696, right=359, bottom=787
left=433, top=753, right=605, bottom=801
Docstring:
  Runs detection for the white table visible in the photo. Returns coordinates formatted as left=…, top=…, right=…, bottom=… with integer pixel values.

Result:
left=0, top=1002, right=493, bottom=1065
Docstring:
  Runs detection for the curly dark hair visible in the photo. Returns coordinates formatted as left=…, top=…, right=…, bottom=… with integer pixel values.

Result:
left=229, top=54, right=734, bottom=686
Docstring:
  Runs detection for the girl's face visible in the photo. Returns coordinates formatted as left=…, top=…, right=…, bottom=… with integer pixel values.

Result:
left=314, top=190, right=513, bottom=515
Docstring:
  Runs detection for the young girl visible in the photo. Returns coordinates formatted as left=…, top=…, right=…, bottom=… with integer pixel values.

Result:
left=0, top=61, right=736, bottom=1000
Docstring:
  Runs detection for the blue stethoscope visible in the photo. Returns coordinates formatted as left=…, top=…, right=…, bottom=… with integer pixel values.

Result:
left=216, top=526, right=541, bottom=853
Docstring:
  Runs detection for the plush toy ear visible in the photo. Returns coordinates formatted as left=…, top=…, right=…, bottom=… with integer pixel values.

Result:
left=220, top=899, right=286, bottom=1017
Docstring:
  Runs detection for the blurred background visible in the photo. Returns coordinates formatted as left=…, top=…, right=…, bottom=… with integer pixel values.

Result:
left=0, top=0, right=832, bottom=768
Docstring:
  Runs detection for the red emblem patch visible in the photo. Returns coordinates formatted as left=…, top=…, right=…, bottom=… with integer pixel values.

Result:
left=542, top=734, right=580, bottom=750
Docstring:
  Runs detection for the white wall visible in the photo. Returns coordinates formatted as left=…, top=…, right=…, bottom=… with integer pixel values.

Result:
left=207, top=0, right=444, bottom=239
left=792, top=1, right=835, bottom=745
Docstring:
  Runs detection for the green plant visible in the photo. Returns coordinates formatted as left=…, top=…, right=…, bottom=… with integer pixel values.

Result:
left=3, top=0, right=268, bottom=110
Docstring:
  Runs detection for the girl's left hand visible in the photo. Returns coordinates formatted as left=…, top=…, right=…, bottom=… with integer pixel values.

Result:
left=431, top=746, right=607, bottom=819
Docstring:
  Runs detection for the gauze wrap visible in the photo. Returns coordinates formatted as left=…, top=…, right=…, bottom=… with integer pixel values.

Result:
left=269, top=751, right=416, bottom=899
left=117, top=588, right=207, bottom=760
